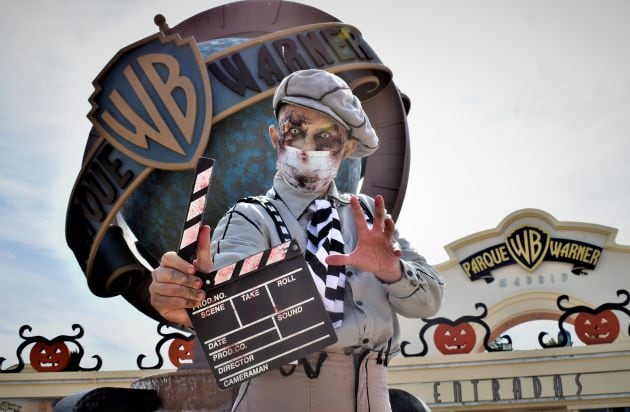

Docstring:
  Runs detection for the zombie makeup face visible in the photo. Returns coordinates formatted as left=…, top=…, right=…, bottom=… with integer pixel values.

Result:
left=276, top=146, right=337, bottom=193
left=270, top=105, right=356, bottom=193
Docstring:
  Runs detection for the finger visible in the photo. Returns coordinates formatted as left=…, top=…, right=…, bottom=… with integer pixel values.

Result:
left=151, top=293, right=202, bottom=312
left=385, top=219, right=402, bottom=257
left=373, top=195, right=386, bottom=232
left=350, top=196, right=369, bottom=232
left=153, top=280, right=205, bottom=301
left=161, top=251, right=195, bottom=275
left=194, top=225, right=213, bottom=273
left=392, top=240, right=403, bottom=257
left=325, top=253, right=353, bottom=267
left=384, top=216, right=396, bottom=239
left=152, top=266, right=202, bottom=289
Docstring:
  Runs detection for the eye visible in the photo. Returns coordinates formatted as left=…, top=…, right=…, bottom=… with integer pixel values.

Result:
left=314, top=129, right=344, bottom=151
left=289, top=127, right=302, bottom=135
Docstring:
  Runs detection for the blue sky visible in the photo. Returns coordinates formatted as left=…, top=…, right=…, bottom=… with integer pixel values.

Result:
left=1, top=0, right=629, bottom=370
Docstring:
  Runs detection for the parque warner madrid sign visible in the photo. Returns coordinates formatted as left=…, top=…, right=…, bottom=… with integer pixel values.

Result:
left=458, top=223, right=603, bottom=283
left=66, top=21, right=391, bottom=299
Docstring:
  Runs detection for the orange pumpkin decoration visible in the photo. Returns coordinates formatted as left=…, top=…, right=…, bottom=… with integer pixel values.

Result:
left=433, top=323, right=476, bottom=354
left=30, top=341, right=70, bottom=372
left=575, top=310, right=619, bottom=344
left=168, top=338, right=194, bottom=367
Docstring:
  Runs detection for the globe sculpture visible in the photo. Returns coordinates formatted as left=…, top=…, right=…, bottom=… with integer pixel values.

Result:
left=121, top=36, right=362, bottom=262
left=66, top=0, right=410, bottom=325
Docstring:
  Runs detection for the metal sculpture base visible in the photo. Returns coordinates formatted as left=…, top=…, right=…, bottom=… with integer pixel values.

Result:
left=132, top=369, right=236, bottom=412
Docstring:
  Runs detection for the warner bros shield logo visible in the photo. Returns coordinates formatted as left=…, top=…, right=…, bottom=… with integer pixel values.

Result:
left=88, top=33, right=212, bottom=170
left=505, top=226, right=550, bottom=271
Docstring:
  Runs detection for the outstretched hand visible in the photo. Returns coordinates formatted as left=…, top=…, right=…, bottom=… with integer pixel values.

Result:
left=325, top=195, right=402, bottom=283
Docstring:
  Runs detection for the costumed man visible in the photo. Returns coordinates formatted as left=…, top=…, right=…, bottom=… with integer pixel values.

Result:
left=149, top=69, right=445, bottom=411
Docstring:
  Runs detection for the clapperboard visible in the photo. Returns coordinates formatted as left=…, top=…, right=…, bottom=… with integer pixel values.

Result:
left=177, top=157, right=337, bottom=390
left=188, top=240, right=337, bottom=389
left=177, top=156, right=215, bottom=263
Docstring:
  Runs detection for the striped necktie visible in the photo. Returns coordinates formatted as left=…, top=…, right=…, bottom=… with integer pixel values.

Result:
left=305, top=199, right=347, bottom=328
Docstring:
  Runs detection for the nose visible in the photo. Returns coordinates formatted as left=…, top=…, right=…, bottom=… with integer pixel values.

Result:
left=300, top=135, right=317, bottom=151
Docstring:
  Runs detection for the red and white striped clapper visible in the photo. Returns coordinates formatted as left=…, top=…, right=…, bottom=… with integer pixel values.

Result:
left=177, top=156, right=215, bottom=263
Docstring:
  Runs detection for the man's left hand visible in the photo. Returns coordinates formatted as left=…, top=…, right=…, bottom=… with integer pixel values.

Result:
left=325, top=195, right=402, bottom=283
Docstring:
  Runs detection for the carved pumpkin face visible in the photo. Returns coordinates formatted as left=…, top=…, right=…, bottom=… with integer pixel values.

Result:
left=434, top=323, right=476, bottom=354
left=30, top=341, right=70, bottom=372
left=168, top=338, right=194, bottom=367
left=575, top=310, right=619, bottom=344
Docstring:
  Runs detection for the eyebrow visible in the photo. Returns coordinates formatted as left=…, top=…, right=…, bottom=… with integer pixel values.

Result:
left=279, top=114, right=347, bottom=138
left=314, top=124, right=342, bottom=135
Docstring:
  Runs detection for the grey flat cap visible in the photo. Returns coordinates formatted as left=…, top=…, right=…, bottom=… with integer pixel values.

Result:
left=272, top=69, right=379, bottom=159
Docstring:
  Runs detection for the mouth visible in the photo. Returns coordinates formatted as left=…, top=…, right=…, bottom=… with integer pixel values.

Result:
left=587, top=331, right=610, bottom=340
left=39, top=362, right=60, bottom=368
left=296, top=173, right=319, bottom=187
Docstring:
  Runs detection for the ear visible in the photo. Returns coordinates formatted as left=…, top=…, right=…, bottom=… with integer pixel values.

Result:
left=342, top=138, right=358, bottom=159
left=269, top=125, right=279, bottom=149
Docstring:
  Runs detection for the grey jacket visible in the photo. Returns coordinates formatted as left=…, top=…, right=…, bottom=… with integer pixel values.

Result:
left=211, top=174, right=444, bottom=354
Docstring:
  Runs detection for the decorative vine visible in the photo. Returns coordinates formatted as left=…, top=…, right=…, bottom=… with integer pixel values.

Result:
left=137, top=323, right=195, bottom=369
left=401, top=303, right=510, bottom=357
left=0, top=324, right=102, bottom=373
left=539, top=289, right=629, bottom=348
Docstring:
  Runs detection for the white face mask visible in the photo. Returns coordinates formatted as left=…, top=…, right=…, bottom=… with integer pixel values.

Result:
left=276, top=145, right=338, bottom=193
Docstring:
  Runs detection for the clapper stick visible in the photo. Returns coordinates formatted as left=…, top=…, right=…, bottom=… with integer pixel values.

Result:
left=177, top=156, right=215, bottom=263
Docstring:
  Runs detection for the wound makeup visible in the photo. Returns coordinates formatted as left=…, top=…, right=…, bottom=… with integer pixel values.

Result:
left=276, top=146, right=337, bottom=193
left=274, top=105, right=350, bottom=192
left=277, top=109, right=344, bottom=152
left=313, top=124, right=344, bottom=152
left=277, top=109, right=311, bottom=147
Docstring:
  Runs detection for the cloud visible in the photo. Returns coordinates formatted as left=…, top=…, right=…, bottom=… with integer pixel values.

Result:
left=0, top=176, right=60, bottom=253
left=0, top=244, right=163, bottom=371
left=2, top=0, right=630, bottom=373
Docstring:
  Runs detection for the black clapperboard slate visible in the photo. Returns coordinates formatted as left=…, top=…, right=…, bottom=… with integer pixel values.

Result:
left=187, top=240, right=338, bottom=390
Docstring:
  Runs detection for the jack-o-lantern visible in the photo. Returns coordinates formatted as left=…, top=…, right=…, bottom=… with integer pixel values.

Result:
left=30, top=341, right=70, bottom=372
left=168, top=338, right=194, bottom=367
left=433, top=323, right=476, bottom=354
left=575, top=310, right=620, bottom=345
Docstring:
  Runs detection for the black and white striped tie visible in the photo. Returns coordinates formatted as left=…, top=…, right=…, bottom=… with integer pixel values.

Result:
left=305, top=199, right=347, bottom=328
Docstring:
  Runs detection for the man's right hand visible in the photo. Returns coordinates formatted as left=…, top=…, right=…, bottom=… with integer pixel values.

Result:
left=149, top=225, right=212, bottom=328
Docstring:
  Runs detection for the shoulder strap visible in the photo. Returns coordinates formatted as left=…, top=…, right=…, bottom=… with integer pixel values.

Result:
left=238, top=196, right=292, bottom=242
left=356, top=196, right=374, bottom=225
left=237, top=195, right=372, bottom=241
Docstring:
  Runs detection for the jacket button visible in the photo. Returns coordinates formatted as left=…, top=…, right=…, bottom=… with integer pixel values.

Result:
left=346, top=271, right=354, bottom=276
left=356, top=300, right=363, bottom=306
left=362, top=338, right=369, bottom=344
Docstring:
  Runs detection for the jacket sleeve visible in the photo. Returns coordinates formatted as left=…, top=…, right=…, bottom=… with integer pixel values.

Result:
left=210, top=202, right=275, bottom=270
left=381, top=234, right=445, bottom=318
